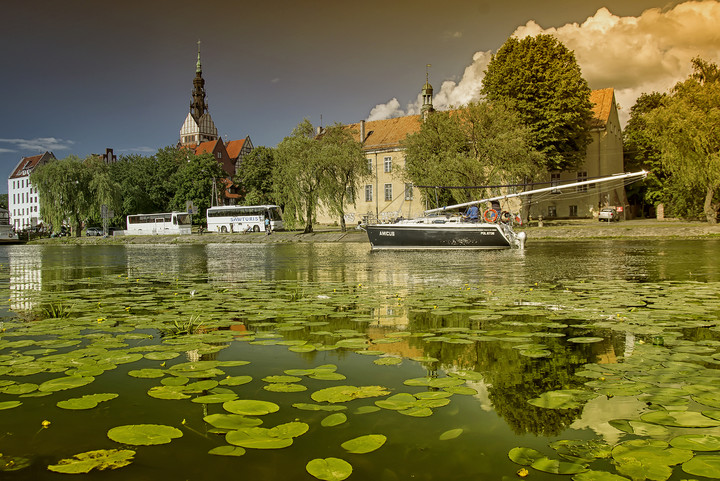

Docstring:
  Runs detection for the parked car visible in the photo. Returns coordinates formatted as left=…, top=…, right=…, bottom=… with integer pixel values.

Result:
left=86, top=227, right=103, bottom=236
left=598, top=207, right=619, bottom=222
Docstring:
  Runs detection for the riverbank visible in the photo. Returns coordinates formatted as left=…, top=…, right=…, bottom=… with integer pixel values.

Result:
left=27, top=219, right=720, bottom=246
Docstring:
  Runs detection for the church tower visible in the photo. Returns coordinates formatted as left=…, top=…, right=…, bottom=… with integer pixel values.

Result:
left=180, top=41, right=219, bottom=146
left=421, top=64, right=435, bottom=119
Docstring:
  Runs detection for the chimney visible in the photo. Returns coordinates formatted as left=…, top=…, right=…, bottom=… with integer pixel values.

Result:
left=360, top=120, right=366, bottom=143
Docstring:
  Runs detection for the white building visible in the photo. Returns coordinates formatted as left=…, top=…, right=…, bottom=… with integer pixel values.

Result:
left=7, top=151, right=55, bottom=230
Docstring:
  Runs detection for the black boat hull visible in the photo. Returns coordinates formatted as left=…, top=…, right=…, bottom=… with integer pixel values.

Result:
left=366, top=223, right=514, bottom=249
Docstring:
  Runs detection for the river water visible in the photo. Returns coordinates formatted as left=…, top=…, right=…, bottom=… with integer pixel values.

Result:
left=0, top=239, right=719, bottom=480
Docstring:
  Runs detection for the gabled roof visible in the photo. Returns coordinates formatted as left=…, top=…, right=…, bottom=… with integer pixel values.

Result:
left=225, top=138, right=247, bottom=159
left=194, top=139, right=221, bottom=155
left=346, top=116, right=423, bottom=151
left=589, top=88, right=615, bottom=128
left=9, top=152, right=56, bottom=179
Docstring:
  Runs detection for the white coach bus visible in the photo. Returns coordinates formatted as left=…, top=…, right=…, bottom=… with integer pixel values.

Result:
left=125, top=212, right=192, bottom=235
left=206, top=205, right=283, bottom=233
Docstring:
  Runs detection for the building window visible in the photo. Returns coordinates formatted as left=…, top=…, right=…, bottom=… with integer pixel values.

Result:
left=551, top=173, right=560, bottom=194
left=569, top=205, right=578, bottom=217
left=404, top=183, right=414, bottom=201
left=576, top=171, right=588, bottom=193
left=216, top=152, right=221, bottom=159
left=548, top=205, right=557, bottom=218
left=364, top=185, right=373, bottom=202
left=367, top=158, right=373, bottom=174
left=384, top=183, right=393, bottom=201
left=345, top=185, right=355, bottom=202
left=384, top=157, right=392, bottom=173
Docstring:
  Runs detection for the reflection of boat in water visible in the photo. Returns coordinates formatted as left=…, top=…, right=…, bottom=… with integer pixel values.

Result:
left=366, top=171, right=647, bottom=250
left=0, top=209, right=24, bottom=244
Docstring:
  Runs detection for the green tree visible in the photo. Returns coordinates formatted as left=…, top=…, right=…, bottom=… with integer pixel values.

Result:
left=0, top=194, right=7, bottom=210
left=481, top=34, right=593, bottom=172
left=645, top=58, right=720, bottom=223
left=170, top=152, right=226, bottom=224
left=30, top=156, right=93, bottom=236
left=275, top=119, right=325, bottom=233
left=236, top=146, right=276, bottom=205
left=402, top=100, right=543, bottom=208
left=318, top=123, right=368, bottom=232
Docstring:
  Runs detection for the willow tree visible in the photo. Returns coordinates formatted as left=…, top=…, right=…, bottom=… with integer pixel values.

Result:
left=645, top=58, right=720, bottom=223
left=30, top=156, right=118, bottom=236
left=275, top=119, right=324, bottom=233
left=481, top=34, right=593, bottom=172
left=318, top=123, right=367, bottom=231
left=402, top=100, right=543, bottom=208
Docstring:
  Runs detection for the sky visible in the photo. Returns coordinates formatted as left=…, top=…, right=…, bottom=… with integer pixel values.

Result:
left=2, top=0, right=719, bottom=193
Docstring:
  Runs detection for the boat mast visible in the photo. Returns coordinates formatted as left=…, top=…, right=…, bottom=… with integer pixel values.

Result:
left=424, top=171, right=648, bottom=215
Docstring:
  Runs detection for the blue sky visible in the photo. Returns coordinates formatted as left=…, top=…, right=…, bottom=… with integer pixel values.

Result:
left=2, top=0, right=718, bottom=193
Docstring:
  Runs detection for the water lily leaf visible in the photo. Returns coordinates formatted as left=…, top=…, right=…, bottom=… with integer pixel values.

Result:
left=57, top=393, right=118, bottom=410
left=682, top=455, right=720, bottom=478
left=208, top=445, right=246, bottom=457
left=572, top=470, right=632, bottom=481
left=531, top=457, right=587, bottom=474
left=144, top=352, right=180, bottom=361
left=439, top=428, right=463, bottom=440
left=375, top=393, right=417, bottom=411
left=341, top=434, right=387, bottom=454
left=444, top=386, right=478, bottom=395
left=311, top=385, right=390, bottom=403
left=669, top=434, right=720, bottom=451
left=374, top=357, right=402, bottom=366
left=306, top=457, right=353, bottom=481
left=263, top=383, right=307, bottom=393
left=218, top=375, right=253, bottom=386
left=567, top=337, right=605, bottom=344
left=528, top=390, right=596, bottom=410
left=355, top=406, right=380, bottom=414
left=0, top=383, right=38, bottom=395
left=225, top=430, right=293, bottom=449
left=269, top=421, right=309, bottom=438
left=640, top=410, right=720, bottom=427
left=147, top=386, right=190, bottom=400
left=47, top=449, right=135, bottom=474
left=223, top=399, right=280, bottom=416
left=321, top=413, right=347, bottom=427
left=128, top=369, right=165, bottom=379
left=0, top=400, right=22, bottom=410
left=508, top=447, right=545, bottom=466
left=608, top=419, right=671, bottom=437
left=309, top=372, right=346, bottom=381
left=192, top=393, right=238, bottom=404
left=203, top=414, right=263, bottom=430
left=184, top=380, right=218, bottom=392
left=263, top=375, right=302, bottom=383
left=107, top=424, right=183, bottom=445
left=293, top=403, right=347, bottom=412
left=38, top=376, right=95, bottom=392
left=612, top=439, right=693, bottom=467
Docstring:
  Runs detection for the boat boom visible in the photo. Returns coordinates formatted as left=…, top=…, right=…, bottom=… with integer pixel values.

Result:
left=423, top=170, right=648, bottom=215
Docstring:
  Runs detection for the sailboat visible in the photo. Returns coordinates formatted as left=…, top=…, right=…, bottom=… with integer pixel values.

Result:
left=364, top=171, right=647, bottom=250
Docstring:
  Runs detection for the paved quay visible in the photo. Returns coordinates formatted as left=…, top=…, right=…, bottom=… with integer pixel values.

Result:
left=28, top=219, right=720, bottom=246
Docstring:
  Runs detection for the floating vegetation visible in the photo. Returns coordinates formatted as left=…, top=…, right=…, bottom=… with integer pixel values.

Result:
left=1, top=269, right=720, bottom=480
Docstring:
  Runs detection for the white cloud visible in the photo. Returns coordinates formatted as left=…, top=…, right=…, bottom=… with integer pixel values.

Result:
left=0, top=137, right=74, bottom=153
left=367, top=98, right=404, bottom=120
left=367, top=1, right=720, bottom=126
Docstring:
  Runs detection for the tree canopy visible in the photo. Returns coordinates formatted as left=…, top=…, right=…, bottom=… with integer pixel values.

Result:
left=481, top=34, right=593, bottom=172
left=235, top=146, right=277, bottom=206
left=642, top=58, right=720, bottom=223
left=402, top=100, right=543, bottom=208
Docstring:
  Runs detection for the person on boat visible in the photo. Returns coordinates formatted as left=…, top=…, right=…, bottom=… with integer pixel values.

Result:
left=465, top=205, right=479, bottom=222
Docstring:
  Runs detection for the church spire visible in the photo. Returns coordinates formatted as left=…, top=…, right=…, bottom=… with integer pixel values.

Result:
left=190, top=40, right=208, bottom=122
left=421, top=64, right=434, bottom=119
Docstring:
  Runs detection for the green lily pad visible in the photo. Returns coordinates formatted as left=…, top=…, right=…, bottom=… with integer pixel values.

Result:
left=128, top=369, right=165, bottom=379
left=57, top=393, right=118, bottom=410
left=567, top=337, right=605, bottom=344
left=203, top=414, right=263, bottom=430
left=147, top=386, right=190, bottom=400
left=508, top=447, right=545, bottom=466
left=38, top=376, right=95, bottom=392
left=208, top=445, right=246, bottom=457
left=572, top=470, right=633, bottom=481
left=375, top=393, right=417, bottom=411
left=531, top=457, right=587, bottom=474
left=341, top=434, right=387, bottom=454
left=225, top=422, right=308, bottom=449
left=223, top=399, right=280, bottom=416
left=192, top=393, right=238, bottom=404
left=306, top=457, right=353, bottom=481
left=682, top=455, right=720, bottom=478
left=374, top=357, right=402, bottom=366
left=218, top=375, right=253, bottom=386
left=263, top=375, right=303, bottom=383
left=47, top=449, right=135, bottom=474
left=641, top=410, right=720, bottom=427
left=0, top=400, right=22, bottom=410
left=293, top=403, right=347, bottom=412
left=439, top=428, right=463, bottom=440
left=321, top=413, right=347, bottom=427
left=670, top=434, right=720, bottom=451
left=311, top=385, right=390, bottom=403
left=263, top=383, right=307, bottom=392
left=107, top=424, right=183, bottom=445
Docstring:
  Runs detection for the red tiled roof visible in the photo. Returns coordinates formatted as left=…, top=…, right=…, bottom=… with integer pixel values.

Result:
left=194, top=140, right=219, bottom=155
left=345, top=116, right=423, bottom=151
left=9, top=152, right=54, bottom=179
left=589, top=88, right=614, bottom=127
left=225, top=139, right=246, bottom=159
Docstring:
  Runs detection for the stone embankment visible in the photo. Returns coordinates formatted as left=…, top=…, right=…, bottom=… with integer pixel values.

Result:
left=29, top=219, right=720, bottom=246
